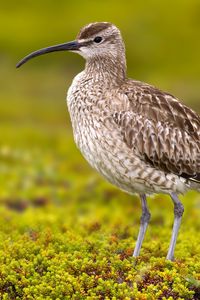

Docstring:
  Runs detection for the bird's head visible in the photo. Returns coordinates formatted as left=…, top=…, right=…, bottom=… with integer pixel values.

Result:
left=16, top=22, right=125, bottom=68
left=75, top=22, right=125, bottom=60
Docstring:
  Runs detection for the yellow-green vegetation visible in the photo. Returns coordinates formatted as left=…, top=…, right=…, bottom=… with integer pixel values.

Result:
left=1, top=1, right=200, bottom=299
left=0, top=136, right=200, bottom=299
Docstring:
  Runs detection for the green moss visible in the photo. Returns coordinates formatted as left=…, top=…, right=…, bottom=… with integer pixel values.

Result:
left=0, top=185, right=200, bottom=299
left=0, top=108, right=200, bottom=299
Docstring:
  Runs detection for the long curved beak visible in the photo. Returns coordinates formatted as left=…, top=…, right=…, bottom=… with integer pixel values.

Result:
left=16, top=40, right=80, bottom=68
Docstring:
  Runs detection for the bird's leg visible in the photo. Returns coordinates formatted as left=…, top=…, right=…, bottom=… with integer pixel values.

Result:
left=166, top=193, right=184, bottom=261
left=133, top=194, right=151, bottom=257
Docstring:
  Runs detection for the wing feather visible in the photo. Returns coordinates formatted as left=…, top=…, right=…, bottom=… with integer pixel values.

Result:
left=112, top=80, right=200, bottom=180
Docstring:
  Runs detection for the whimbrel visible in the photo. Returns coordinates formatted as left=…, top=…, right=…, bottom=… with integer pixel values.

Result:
left=17, top=22, right=200, bottom=261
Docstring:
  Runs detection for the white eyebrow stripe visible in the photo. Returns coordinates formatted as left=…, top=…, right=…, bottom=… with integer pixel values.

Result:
left=78, top=38, right=91, bottom=43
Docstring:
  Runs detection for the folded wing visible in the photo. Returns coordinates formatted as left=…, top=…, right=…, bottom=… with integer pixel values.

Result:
left=112, top=80, right=200, bottom=181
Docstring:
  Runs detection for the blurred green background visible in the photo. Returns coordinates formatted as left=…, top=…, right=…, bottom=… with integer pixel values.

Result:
left=1, top=0, right=200, bottom=199
left=2, top=1, right=200, bottom=133
left=0, top=1, right=200, bottom=299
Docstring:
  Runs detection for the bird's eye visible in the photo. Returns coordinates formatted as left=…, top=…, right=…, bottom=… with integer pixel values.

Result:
left=93, top=36, right=102, bottom=43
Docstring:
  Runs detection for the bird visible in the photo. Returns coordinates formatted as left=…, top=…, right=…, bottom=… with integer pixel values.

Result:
left=16, top=22, right=200, bottom=261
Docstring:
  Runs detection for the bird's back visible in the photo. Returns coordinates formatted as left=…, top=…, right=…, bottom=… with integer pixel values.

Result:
left=113, top=79, right=200, bottom=185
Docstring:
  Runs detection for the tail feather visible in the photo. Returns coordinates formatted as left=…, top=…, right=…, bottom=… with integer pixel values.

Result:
left=189, top=173, right=200, bottom=184
left=181, top=172, right=200, bottom=191
left=189, top=175, right=200, bottom=191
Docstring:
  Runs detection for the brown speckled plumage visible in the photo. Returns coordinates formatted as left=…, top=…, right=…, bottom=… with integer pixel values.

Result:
left=17, top=22, right=200, bottom=260
left=114, top=81, right=200, bottom=181
left=67, top=24, right=200, bottom=195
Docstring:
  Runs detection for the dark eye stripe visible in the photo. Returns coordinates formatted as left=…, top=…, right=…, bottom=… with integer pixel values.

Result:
left=79, top=40, right=93, bottom=47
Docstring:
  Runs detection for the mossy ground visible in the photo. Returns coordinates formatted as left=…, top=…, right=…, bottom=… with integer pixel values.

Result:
left=0, top=111, right=200, bottom=299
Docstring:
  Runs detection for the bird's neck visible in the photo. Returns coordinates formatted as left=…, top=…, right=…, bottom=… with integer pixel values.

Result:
left=85, top=53, right=127, bottom=85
